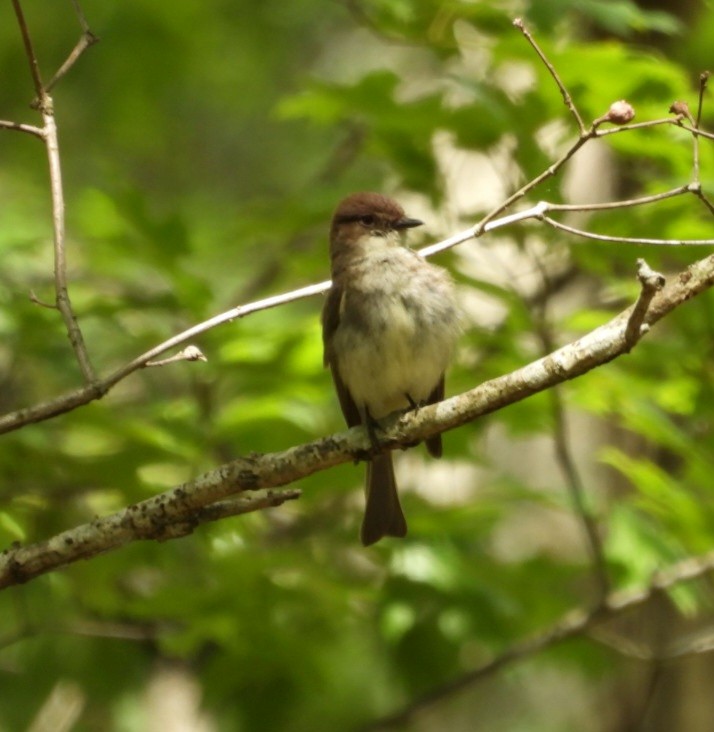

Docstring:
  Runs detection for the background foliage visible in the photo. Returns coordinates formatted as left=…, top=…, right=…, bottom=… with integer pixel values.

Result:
left=1, top=1, right=714, bottom=730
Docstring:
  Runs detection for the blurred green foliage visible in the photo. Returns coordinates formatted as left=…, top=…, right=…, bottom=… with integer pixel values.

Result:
left=1, top=0, right=714, bottom=730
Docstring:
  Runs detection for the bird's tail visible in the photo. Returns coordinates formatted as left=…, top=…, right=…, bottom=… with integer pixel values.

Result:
left=361, top=453, right=407, bottom=546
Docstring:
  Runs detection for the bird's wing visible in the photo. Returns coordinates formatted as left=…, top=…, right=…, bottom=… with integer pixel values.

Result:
left=321, top=286, right=362, bottom=428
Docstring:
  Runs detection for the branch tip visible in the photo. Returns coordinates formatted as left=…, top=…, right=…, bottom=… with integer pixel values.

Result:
left=624, top=259, right=665, bottom=348
left=29, top=290, right=58, bottom=310
left=636, top=258, right=666, bottom=293
left=145, top=345, right=208, bottom=368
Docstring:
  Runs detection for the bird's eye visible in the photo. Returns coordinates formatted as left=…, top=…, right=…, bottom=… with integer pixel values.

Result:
left=359, top=215, right=376, bottom=227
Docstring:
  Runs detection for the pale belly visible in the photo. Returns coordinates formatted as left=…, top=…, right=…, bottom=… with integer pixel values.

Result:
left=333, top=280, right=458, bottom=419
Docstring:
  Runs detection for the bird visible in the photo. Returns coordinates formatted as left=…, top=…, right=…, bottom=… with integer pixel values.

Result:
left=321, top=192, right=460, bottom=545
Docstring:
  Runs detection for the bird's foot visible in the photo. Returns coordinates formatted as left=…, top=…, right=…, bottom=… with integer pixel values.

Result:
left=364, top=408, right=384, bottom=452
left=400, top=393, right=422, bottom=449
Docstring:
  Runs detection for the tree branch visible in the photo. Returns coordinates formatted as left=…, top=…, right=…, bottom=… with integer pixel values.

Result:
left=10, top=0, right=97, bottom=382
left=2, top=252, right=713, bottom=589
left=0, top=489, right=300, bottom=589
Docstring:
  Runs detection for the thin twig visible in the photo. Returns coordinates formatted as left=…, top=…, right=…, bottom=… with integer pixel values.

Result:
left=544, top=185, right=691, bottom=212
left=29, top=291, right=58, bottom=309
left=696, top=72, right=709, bottom=129
left=692, top=126, right=701, bottom=185
left=513, top=18, right=585, bottom=134
left=692, top=187, right=714, bottom=217
left=10, top=0, right=97, bottom=382
left=11, top=0, right=45, bottom=103
left=674, top=121, right=714, bottom=142
left=541, top=216, right=714, bottom=246
left=70, top=0, right=92, bottom=34
left=0, top=119, right=45, bottom=138
left=690, top=73, right=710, bottom=184
left=595, top=116, right=683, bottom=137
left=43, top=0, right=99, bottom=94
left=43, top=111, right=96, bottom=382
left=476, top=137, right=591, bottom=232
left=624, top=259, right=666, bottom=348
left=45, top=31, right=99, bottom=94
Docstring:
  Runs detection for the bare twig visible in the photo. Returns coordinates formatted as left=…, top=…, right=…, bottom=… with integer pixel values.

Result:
left=692, top=121, right=701, bottom=184
left=42, top=0, right=99, bottom=93
left=624, top=259, right=666, bottom=348
left=29, top=291, right=58, bottom=309
left=690, top=73, right=710, bottom=185
left=43, top=111, right=96, bottom=382
left=470, top=118, right=683, bottom=235
left=10, top=0, right=97, bottom=383
left=0, top=119, right=45, bottom=138
left=672, top=99, right=702, bottom=184
left=692, top=185, right=714, bottom=217
left=541, top=216, right=714, bottom=246
left=11, top=0, right=45, bottom=103
left=513, top=18, right=585, bottom=134
left=595, top=116, right=683, bottom=137
left=696, top=72, right=709, bottom=128
left=475, top=137, right=591, bottom=232
left=70, top=0, right=91, bottom=33
left=673, top=120, right=714, bottom=142
left=363, top=550, right=714, bottom=730
left=45, top=31, right=99, bottom=94
left=545, top=185, right=692, bottom=212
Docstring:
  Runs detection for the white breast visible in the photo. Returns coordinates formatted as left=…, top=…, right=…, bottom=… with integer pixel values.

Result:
left=332, top=245, right=459, bottom=419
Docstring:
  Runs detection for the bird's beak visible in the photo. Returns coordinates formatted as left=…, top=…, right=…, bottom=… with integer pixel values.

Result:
left=394, top=216, right=423, bottom=230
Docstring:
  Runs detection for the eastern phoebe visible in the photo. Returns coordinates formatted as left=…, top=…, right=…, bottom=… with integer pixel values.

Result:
left=321, top=192, right=460, bottom=545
